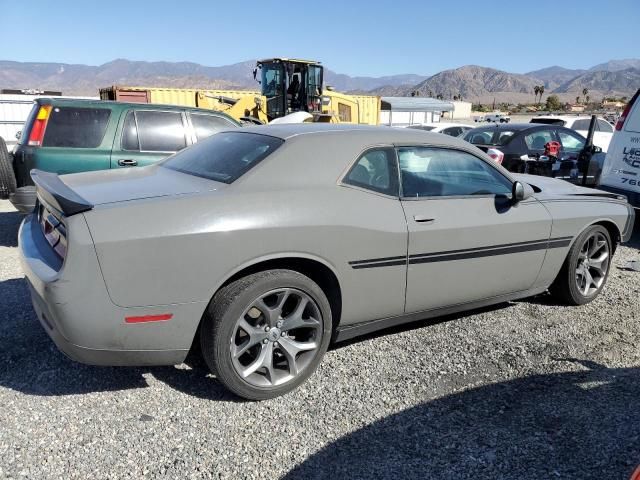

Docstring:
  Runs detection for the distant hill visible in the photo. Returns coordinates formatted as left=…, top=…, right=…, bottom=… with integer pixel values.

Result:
left=554, top=68, right=640, bottom=95
left=408, top=65, right=539, bottom=99
left=525, top=65, right=586, bottom=90
left=0, top=57, right=638, bottom=104
left=589, top=59, right=640, bottom=72
left=0, top=59, right=428, bottom=96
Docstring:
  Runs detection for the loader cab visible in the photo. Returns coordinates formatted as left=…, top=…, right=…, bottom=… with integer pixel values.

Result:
left=254, top=58, right=323, bottom=121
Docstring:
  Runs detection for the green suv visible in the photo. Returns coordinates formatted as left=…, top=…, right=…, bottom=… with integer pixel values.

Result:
left=2, top=98, right=240, bottom=212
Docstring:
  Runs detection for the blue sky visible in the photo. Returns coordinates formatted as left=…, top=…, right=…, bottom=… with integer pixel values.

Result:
left=1, top=0, right=638, bottom=76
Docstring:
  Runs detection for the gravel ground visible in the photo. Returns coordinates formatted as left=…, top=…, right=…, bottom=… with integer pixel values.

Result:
left=0, top=199, right=639, bottom=480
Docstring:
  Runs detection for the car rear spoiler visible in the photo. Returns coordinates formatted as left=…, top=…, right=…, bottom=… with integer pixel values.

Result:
left=30, top=169, right=93, bottom=216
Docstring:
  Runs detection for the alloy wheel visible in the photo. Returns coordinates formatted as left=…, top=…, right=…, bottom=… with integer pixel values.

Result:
left=575, top=231, right=610, bottom=297
left=230, top=288, right=323, bottom=387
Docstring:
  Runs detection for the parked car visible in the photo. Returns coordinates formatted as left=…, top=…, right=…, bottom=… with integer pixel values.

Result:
left=19, top=124, right=634, bottom=400
left=464, top=123, right=605, bottom=185
left=405, top=122, right=474, bottom=137
left=598, top=89, right=640, bottom=208
left=530, top=115, right=614, bottom=152
left=1, top=98, right=240, bottom=212
left=474, top=113, right=511, bottom=123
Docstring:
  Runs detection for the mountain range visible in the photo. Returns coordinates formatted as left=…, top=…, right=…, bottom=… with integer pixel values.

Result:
left=1, top=58, right=638, bottom=104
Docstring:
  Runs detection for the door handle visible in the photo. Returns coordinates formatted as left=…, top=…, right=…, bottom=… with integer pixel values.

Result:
left=413, top=215, right=435, bottom=224
left=118, top=159, right=138, bottom=167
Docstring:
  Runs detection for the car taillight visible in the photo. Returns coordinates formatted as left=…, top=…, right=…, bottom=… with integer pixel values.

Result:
left=27, top=105, right=52, bottom=146
left=615, top=89, right=639, bottom=131
left=487, top=148, right=504, bottom=164
left=37, top=202, right=67, bottom=259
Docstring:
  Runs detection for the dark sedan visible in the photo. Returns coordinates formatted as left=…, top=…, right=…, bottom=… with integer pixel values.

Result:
left=463, top=123, right=604, bottom=185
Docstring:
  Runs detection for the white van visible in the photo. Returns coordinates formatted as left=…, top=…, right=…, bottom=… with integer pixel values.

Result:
left=598, top=89, right=640, bottom=208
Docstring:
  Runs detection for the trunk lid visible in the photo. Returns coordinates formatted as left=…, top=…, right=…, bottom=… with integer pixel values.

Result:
left=59, top=165, right=223, bottom=207
left=31, top=165, right=222, bottom=216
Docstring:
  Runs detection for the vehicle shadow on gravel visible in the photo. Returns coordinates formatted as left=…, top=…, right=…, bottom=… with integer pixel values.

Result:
left=0, top=210, right=23, bottom=247
left=0, top=277, right=239, bottom=401
left=284, top=361, right=640, bottom=480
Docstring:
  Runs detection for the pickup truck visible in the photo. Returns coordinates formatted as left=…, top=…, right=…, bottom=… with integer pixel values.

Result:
left=0, top=98, right=240, bottom=212
left=474, top=113, right=511, bottom=123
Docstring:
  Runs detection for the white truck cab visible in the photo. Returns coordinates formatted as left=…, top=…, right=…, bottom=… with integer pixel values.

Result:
left=474, top=112, right=511, bottom=123
left=598, top=89, right=640, bottom=208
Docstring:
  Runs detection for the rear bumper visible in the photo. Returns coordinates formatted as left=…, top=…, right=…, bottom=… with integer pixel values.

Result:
left=9, top=186, right=36, bottom=213
left=18, top=214, right=197, bottom=366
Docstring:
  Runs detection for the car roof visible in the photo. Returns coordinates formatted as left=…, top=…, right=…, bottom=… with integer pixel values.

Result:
left=236, top=123, right=472, bottom=147
left=34, top=97, right=239, bottom=122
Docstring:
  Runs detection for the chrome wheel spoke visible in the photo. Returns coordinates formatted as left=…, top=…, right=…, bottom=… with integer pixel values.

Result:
left=240, top=343, right=272, bottom=378
left=589, top=251, right=609, bottom=275
left=279, top=337, right=318, bottom=376
left=282, top=297, right=320, bottom=331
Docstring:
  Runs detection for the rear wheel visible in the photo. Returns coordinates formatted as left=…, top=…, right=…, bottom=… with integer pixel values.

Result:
left=550, top=225, right=612, bottom=305
left=0, top=137, right=17, bottom=200
left=201, top=269, right=332, bottom=400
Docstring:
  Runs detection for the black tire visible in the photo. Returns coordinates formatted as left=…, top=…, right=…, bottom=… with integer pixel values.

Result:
left=201, top=269, right=332, bottom=400
left=550, top=225, right=612, bottom=305
left=0, top=137, right=17, bottom=200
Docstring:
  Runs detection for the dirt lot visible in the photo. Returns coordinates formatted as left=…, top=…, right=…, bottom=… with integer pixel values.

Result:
left=0, top=199, right=639, bottom=480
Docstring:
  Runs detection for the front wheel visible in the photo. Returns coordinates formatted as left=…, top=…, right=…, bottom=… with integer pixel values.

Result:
left=550, top=225, right=612, bottom=305
left=201, top=269, right=332, bottom=400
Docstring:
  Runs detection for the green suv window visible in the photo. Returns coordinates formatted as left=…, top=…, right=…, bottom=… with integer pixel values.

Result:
left=43, top=107, right=111, bottom=148
left=122, top=110, right=187, bottom=152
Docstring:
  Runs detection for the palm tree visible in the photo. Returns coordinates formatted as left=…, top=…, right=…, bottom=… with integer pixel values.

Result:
left=582, top=88, right=589, bottom=99
left=427, top=90, right=433, bottom=98
left=576, top=96, right=580, bottom=104
left=534, top=86, right=540, bottom=103
left=586, top=95, right=590, bottom=104
left=539, top=85, right=545, bottom=104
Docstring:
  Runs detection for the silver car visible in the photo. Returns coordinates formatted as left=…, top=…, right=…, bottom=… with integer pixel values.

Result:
left=19, top=124, right=635, bottom=400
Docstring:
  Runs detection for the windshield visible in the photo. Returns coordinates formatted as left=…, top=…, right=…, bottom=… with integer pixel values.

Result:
left=464, top=129, right=516, bottom=146
left=260, top=62, right=284, bottom=98
left=162, top=132, right=284, bottom=183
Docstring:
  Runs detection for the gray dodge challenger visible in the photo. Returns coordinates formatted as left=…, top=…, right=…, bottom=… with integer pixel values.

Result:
left=19, top=124, right=635, bottom=400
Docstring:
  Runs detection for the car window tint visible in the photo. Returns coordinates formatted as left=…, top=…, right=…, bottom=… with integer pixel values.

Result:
left=162, top=132, right=283, bottom=183
left=136, top=111, right=186, bottom=152
left=464, top=129, right=514, bottom=145
left=442, top=127, right=461, bottom=137
left=558, top=131, right=585, bottom=152
left=524, top=129, right=554, bottom=150
left=573, top=119, right=592, bottom=131
left=398, top=147, right=512, bottom=198
left=42, top=107, right=110, bottom=148
left=344, top=148, right=398, bottom=196
left=191, top=114, right=235, bottom=141
left=597, top=119, right=613, bottom=133
left=121, top=111, right=139, bottom=151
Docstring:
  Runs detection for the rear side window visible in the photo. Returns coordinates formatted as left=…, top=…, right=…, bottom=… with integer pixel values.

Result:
left=344, top=148, right=398, bottom=196
left=190, top=113, right=235, bottom=141
left=573, top=119, right=592, bottom=131
left=121, top=111, right=139, bottom=150
left=524, top=129, right=555, bottom=150
left=597, top=119, right=613, bottom=133
left=42, top=107, right=110, bottom=148
left=464, top=129, right=514, bottom=146
left=162, top=132, right=283, bottom=183
left=136, top=111, right=187, bottom=152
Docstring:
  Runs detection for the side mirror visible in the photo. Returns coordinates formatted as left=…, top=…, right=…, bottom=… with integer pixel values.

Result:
left=512, top=181, right=531, bottom=204
left=15, top=131, right=21, bottom=140
left=592, top=145, right=602, bottom=154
